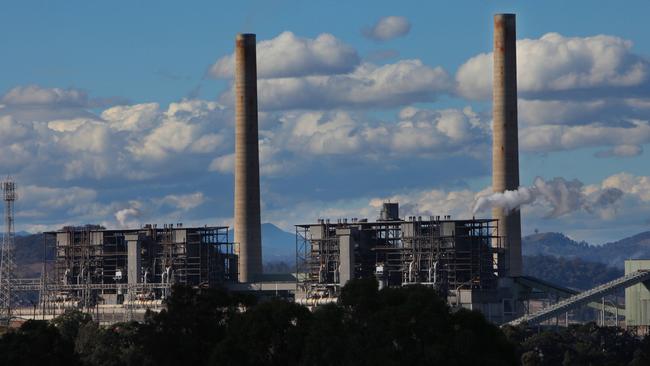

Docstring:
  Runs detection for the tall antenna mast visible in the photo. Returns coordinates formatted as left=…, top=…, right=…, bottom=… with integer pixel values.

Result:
left=0, top=178, right=16, bottom=321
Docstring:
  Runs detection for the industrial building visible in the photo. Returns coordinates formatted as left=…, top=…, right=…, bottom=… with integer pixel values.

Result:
left=38, top=224, right=236, bottom=312
left=296, top=203, right=521, bottom=322
left=625, top=260, right=650, bottom=331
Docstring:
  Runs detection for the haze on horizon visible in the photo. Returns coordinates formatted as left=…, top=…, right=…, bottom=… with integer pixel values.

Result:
left=1, top=0, right=650, bottom=245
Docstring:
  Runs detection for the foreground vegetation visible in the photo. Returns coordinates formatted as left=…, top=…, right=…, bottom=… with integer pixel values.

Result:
left=0, top=280, right=649, bottom=365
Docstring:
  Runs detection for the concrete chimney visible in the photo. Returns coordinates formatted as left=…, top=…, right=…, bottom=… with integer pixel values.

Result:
left=234, top=33, right=262, bottom=283
left=492, top=14, right=522, bottom=277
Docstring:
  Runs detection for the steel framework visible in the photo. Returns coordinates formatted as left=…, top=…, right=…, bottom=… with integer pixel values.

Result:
left=34, top=224, right=236, bottom=318
left=296, top=217, right=504, bottom=301
left=0, top=179, right=16, bottom=321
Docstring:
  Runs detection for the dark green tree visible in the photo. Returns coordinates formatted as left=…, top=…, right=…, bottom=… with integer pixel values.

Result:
left=52, top=309, right=93, bottom=343
left=0, top=320, right=80, bottom=365
left=136, top=285, right=248, bottom=366
left=213, top=299, right=312, bottom=366
left=301, top=304, right=349, bottom=366
left=75, top=321, right=146, bottom=366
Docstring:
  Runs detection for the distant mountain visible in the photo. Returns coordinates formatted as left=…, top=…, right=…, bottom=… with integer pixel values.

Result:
left=523, top=231, right=650, bottom=268
left=523, top=232, right=590, bottom=257
left=523, top=255, right=623, bottom=290
left=0, top=231, right=33, bottom=238
left=14, top=233, right=45, bottom=277
left=261, top=223, right=296, bottom=263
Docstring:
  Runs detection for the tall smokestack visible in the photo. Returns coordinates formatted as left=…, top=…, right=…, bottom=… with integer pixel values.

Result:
left=492, top=14, right=522, bottom=277
left=234, top=33, right=262, bottom=283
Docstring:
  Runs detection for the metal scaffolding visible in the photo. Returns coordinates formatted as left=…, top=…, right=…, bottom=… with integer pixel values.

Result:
left=296, top=214, right=503, bottom=302
left=35, top=224, right=236, bottom=318
left=0, top=178, right=239, bottom=322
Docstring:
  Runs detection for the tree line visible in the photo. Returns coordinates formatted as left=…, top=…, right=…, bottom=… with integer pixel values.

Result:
left=1, top=279, right=649, bottom=365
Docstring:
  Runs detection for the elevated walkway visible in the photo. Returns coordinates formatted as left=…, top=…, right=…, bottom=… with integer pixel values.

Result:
left=507, top=270, right=650, bottom=327
left=515, top=276, right=624, bottom=315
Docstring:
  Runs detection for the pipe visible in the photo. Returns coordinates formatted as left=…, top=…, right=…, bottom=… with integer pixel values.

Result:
left=295, top=297, right=338, bottom=306
left=428, top=261, right=438, bottom=285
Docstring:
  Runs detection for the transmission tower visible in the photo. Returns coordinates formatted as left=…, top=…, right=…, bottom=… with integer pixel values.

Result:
left=0, top=178, right=16, bottom=320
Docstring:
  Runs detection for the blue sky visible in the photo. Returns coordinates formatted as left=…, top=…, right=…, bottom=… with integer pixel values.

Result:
left=1, top=0, right=650, bottom=244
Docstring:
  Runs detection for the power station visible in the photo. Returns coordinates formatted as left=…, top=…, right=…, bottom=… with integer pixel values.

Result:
left=1, top=15, right=649, bottom=330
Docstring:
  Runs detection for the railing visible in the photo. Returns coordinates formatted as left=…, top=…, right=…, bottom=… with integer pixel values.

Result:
left=10, top=278, right=172, bottom=291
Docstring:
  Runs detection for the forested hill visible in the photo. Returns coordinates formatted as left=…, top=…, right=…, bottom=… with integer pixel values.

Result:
left=14, top=234, right=45, bottom=277
left=523, top=255, right=623, bottom=290
left=524, top=231, right=650, bottom=268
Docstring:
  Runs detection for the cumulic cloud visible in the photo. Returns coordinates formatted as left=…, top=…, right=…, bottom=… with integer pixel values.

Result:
left=456, top=33, right=650, bottom=100
left=363, top=16, right=412, bottom=41
left=210, top=32, right=360, bottom=79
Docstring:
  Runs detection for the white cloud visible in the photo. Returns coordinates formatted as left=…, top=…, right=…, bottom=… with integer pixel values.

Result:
left=19, top=185, right=97, bottom=211
left=158, top=192, right=205, bottom=211
left=519, top=99, right=608, bottom=126
left=101, top=103, right=159, bottom=132
left=0, top=115, right=29, bottom=142
left=244, top=60, right=451, bottom=110
left=520, top=119, right=650, bottom=152
left=58, top=121, right=110, bottom=153
left=456, top=33, right=650, bottom=100
left=209, top=153, right=234, bottom=174
left=47, top=118, right=93, bottom=132
left=595, top=144, right=643, bottom=158
left=115, top=204, right=141, bottom=228
left=211, top=31, right=450, bottom=110
left=0, top=90, right=234, bottom=182
left=210, top=31, right=360, bottom=79
left=129, top=119, right=197, bottom=160
left=2, top=85, right=88, bottom=107
left=602, top=173, right=650, bottom=201
left=271, top=107, right=488, bottom=158
left=208, top=106, right=488, bottom=178
left=519, top=98, right=650, bottom=127
left=363, top=16, right=412, bottom=41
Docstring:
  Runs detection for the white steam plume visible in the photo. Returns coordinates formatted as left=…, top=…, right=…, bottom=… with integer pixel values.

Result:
left=115, top=204, right=141, bottom=227
left=472, top=187, right=536, bottom=214
left=473, top=177, right=623, bottom=217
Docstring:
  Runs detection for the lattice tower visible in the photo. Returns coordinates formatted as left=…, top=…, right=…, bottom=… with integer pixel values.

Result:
left=0, top=179, right=16, bottom=319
